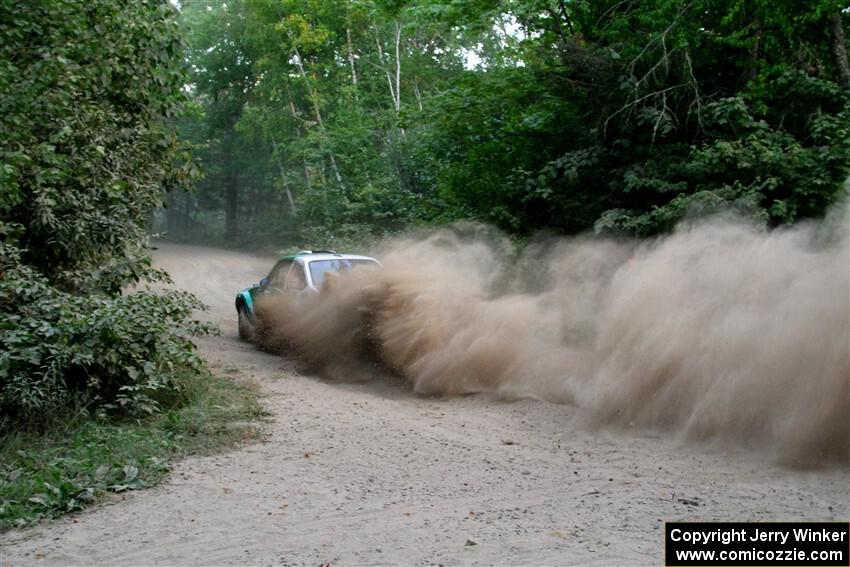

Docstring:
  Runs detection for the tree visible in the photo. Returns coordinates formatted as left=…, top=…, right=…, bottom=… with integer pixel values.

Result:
left=0, top=0, right=192, bottom=292
left=0, top=0, right=208, bottom=424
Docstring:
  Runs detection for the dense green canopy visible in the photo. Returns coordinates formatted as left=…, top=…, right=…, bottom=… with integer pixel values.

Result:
left=171, top=0, right=850, bottom=245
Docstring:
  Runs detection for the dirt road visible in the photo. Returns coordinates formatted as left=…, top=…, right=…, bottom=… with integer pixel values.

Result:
left=1, top=243, right=847, bottom=566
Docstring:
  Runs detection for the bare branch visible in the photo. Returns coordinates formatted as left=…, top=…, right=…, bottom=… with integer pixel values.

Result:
left=604, top=83, right=688, bottom=134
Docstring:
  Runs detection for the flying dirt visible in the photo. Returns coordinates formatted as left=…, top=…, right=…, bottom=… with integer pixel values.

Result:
left=256, top=209, right=850, bottom=465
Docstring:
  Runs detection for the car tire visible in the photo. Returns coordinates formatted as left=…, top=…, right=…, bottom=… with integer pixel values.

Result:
left=237, top=306, right=255, bottom=341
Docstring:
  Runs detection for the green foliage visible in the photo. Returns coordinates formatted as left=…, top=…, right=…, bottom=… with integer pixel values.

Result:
left=408, top=0, right=850, bottom=236
left=0, top=1, right=211, bottom=428
left=0, top=1, right=269, bottom=530
left=171, top=0, right=849, bottom=244
left=0, top=0, right=192, bottom=291
left=164, top=0, right=461, bottom=246
left=0, top=238, right=214, bottom=427
left=0, top=372, right=266, bottom=530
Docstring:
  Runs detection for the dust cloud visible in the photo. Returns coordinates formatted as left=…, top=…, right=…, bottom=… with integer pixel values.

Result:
left=255, top=211, right=849, bottom=464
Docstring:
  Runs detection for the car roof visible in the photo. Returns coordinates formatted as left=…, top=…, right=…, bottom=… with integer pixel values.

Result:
left=302, top=253, right=378, bottom=262
left=277, top=251, right=378, bottom=262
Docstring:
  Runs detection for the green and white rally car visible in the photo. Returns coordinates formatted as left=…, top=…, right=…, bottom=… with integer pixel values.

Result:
left=235, top=250, right=380, bottom=340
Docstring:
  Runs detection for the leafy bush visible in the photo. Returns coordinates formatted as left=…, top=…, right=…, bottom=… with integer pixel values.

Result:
left=0, top=1, right=213, bottom=430
left=0, top=0, right=195, bottom=293
left=0, top=239, right=213, bottom=429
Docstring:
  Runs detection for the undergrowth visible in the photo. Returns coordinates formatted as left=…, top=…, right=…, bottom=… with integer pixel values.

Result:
left=0, top=370, right=267, bottom=531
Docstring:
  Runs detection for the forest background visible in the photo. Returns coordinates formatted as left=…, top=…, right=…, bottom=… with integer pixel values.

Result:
left=167, top=0, right=850, bottom=248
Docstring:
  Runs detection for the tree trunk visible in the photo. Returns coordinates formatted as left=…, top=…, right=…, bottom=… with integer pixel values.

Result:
left=346, top=2, right=358, bottom=91
left=182, top=192, right=192, bottom=238
left=831, top=13, right=850, bottom=89
left=283, top=183, right=296, bottom=216
left=394, top=20, right=402, bottom=113
left=303, top=160, right=312, bottom=191
left=293, top=45, right=325, bottom=128
left=271, top=140, right=297, bottom=217
left=413, top=76, right=423, bottom=111
left=224, top=148, right=238, bottom=240
left=330, top=156, right=344, bottom=188
left=746, top=25, right=763, bottom=84
left=373, top=23, right=397, bottom=110
left=166, top=192, right=179, bottom=236
left=394, top=21, right=406, bottom=136
left=292, top=45, right=345, bottom=189
left=347, top=27, right=358, bottom=88
left=285, top=90, right=314, bottom=195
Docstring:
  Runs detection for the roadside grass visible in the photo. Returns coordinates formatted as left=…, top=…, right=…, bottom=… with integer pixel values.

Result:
left=0, top=371, right=268, bottom=531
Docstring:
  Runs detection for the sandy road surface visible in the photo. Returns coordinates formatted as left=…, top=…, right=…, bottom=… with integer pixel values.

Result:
left=1, top=242, right=847, bottom=566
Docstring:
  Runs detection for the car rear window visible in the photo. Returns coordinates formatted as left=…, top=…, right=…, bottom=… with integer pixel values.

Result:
left=308, top=259, right=378, bottom=288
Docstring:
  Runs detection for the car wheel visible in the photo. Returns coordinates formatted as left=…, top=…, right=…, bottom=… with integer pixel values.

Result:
left=237, top=306, right=255, bottom=341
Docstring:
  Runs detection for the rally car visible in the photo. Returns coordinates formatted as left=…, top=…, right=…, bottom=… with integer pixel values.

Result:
left=235, top=250, right=380, bottom=340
